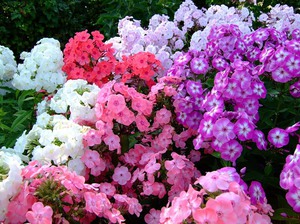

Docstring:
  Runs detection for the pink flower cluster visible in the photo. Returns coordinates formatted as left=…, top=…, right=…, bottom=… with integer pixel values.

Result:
left=158, top=167, right=273, bottom=224
left=5, top=161, right=126, bottom=223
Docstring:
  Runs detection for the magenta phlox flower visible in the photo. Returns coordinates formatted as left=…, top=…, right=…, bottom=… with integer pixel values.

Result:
left=212, top=118, right=235, bottom=143
left=271, top=66, right=293, bottom=83
left=219, top=139, right=243, bottom=163
left=283, top=54, right=300, bottom=77
left=234, top=117, right=255, bottom=141
left=286, top=185, right=300, bottom=212
left=280, top=165, right=295, bottom=190
left=190, top=56, right=209, bottom=74
left=268, top=127, right=289, bottom=148
left=249, top=181, right=266, bottom=205
left=26, top=202, right=53, bottom=224
left=290, top=80, right=300, bottom=97
left=252, top=130, right=267, bottom=150
left=251, top=80, right=267, bottom=99
left=214, top=68, right=229, bottom=92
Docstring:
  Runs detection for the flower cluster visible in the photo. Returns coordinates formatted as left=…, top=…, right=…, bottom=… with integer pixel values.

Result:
left=62, top=30, right=116, bottom=87
left=13, top=113, right=90, bottom=175
left=12, top=38, right=66, bottom=93
left=37, top=79, right=100, bottom=124
left=158, top=167, right=273, bottom=224
left=0, top=45, right=17, bottom=94
left=5, top=161, right=126, bottom=223
left=0, top=148, right=23, bottom=221
left=3, top=0, right=300, bottom=222
left=258, top=4, right=300, bottom=33
left=280, top=143, right=300, bottom=212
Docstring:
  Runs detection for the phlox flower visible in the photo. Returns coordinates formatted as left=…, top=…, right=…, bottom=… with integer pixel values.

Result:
left=212, top=118, right=235, bottom=143
left=286, top=185, right=300, bottom=212
left=144, top=208, right=161, bottom=224
left=104, top=208, right=125, bottom=224
left=252, top=130, right=267, bottom=150
left=84, top=192, right=112, bottom=216
left=26, top=202, right=53, bottom=224
left=249, top=181, right=266, bottom=205
left=103, top=134, right=121, bottom=153
left=206, top=197, right=237, bottom=224
left=107, top=94, right=127, bottom=114
left=267, top=127, right=289, bottom=148
left=195, top=170, right=230, bottom=192
left=193, top=208, right=218, bottom=224
left=271, top=67, right=293, bottom=83
left=190, top=57, right=209, bottom=74
left=234, top=118, right=255, bottom=141
left=153, top=108, right=172, bottom=126
left=135, top=114, right=150, bottom=132
left=112, top=166, right=131, bottom=185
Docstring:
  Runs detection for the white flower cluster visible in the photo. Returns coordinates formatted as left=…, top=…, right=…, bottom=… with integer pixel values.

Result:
left=13, top=113, right=90, bottom=175
left=0, top=46, right=17, bottom=94
left=12, top=38, right=66, bottom=93
left=37, top=79, right=100, bottom=123
left=188, top=4, right=254, bottom=50
left=258, top=4, right=300, bottom=33
left=0, top=148, right=23, bottom=221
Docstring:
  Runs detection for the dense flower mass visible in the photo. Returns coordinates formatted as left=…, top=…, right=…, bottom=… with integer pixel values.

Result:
left=1, top=0, right=300, bottom=223
left=12, top=38, right=66, bottom=93
left=0, top=46, right=17, bottom=94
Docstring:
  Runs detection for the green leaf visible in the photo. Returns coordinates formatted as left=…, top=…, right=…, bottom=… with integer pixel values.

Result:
left=11, top=110, right=32, bottom=131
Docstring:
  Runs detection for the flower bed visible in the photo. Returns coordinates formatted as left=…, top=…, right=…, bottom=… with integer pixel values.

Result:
left=1, top=0, right=300, bottom=223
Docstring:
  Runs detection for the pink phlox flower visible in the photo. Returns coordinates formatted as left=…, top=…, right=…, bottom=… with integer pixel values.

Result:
left=115, top=107, right=135, bottom=126
left=112, top=166, right=132, bottom=185
left=61, top=171, right=85, bottom=194
left=104, top=133, right=121, bottom=153
left=26, top=202, right=53, bottom=224
left=107, top=94, right=126, bottom=114
left=144, top=157, right=161, bottom=174
left=144, top=208, right=161, bottom=224
left=84, top=192, right=112, bottom=216
left=153, top=108, right=172, bottom=127
left=195, top=170, right=231, bottom=192
left=131, top=96, right=153, bottom=116
left=165, top=152, right=187, bottom=171
left=104, top=208, right=125, bottom=224
left=268, top=127, right=289, bottom=148
left=99, top=182, right=116, bottom=197
left=84, top=129, right=103, bottom=147
left=212, top=118, right=235, bottom=143
left=193, top=207, right=218, bottom=224
left=206, top=197, right=237, bottom=224
left=151, top=182, right=167, bottom=199
left=6, top=184, right=36, bottom=223
left=135, top=114, right=150, bottom=132
left=81, top=149, right=102, bottom=169
left=285, top=122, right=300, bottom=133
